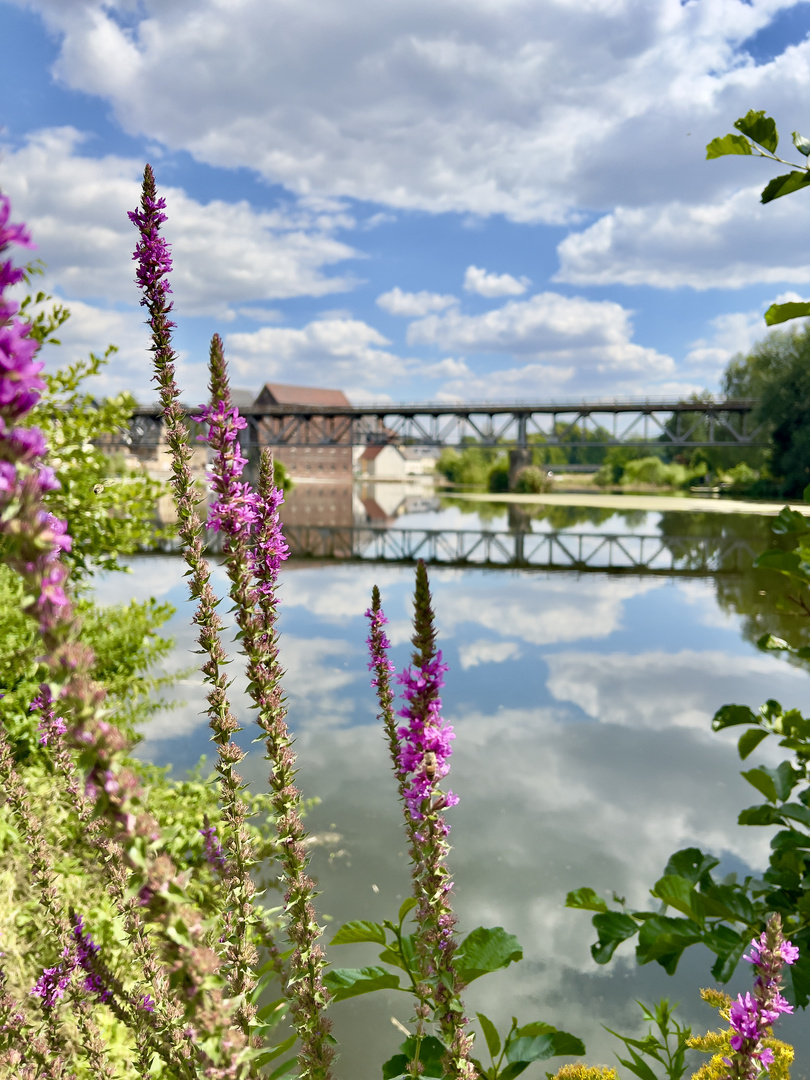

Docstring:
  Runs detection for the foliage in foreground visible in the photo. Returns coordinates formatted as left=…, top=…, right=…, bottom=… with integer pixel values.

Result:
left=0, top=144, right=804, bottom=1080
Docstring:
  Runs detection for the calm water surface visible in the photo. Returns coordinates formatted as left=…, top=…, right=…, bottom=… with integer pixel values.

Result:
left=95, top=497, right=810, bottom=1078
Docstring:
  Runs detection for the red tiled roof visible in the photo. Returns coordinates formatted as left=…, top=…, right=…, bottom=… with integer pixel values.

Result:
left=256, top=382, right=350, bottom=407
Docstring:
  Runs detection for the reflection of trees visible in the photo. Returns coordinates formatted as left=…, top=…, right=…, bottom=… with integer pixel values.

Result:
left=437, top=497, right=620, bottom=529
left=658, top=511, right=810, bottom=656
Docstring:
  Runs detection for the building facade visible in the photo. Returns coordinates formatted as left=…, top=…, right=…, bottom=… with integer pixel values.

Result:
left=255, top=382, right=353, bottom=481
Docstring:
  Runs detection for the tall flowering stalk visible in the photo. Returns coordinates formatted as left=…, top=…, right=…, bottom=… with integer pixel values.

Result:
left=131, top=167, right=334, bottom=1079
left=720, top=914, right=797, bottom=1079
left=246, top=450, right=335, bottom=1080
left=129, top=166, right=261, bottom=1071
left=367, top=563, right=475, bottom=1080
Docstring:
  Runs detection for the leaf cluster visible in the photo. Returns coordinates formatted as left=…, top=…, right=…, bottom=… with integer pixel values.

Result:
left=326, top=905, right=583, bottom=1078
left=567, top=684, right=810, bottom=1006
left=18, top=308, right=170, bottom=577
left=706, top=110, right=810, bottom=326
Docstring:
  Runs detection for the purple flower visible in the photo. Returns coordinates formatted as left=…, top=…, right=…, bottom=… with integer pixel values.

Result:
left=724, top=914, right=797, bottom=1078
left=30, top=962, right=72, bottom=1009
left=365, top=603, right=396, bottom=688
left=395, top=651, right=457, bottom=822
left=193, top=395, right=259, bottom=536
left=71, top=914, right=111, bottom=1005
left=200, top=820, right=227, bottom=874
left=0, top=195, right=34, bottom=253
left=0, top=320, right=44, bottom=419
left=248, top=476, right=289, bottom=597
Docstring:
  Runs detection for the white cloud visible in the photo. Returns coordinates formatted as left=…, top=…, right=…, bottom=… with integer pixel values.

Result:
left=683, top=308, right=769, bottom=379
left=458, top=639, right=522, bottom=669
left=19, top=0, right=810, bottom=224
left=545, top=649, right=808, bottom=731
left=463, top=265, right=528, bottom=298
left=376, top=287, right=458, bottom=317
left=436, top=575, right=664, bottom=645
left=225, top=317, right=420, bottom=398
left=407, top=291, right=675, bottom=396
left=0, top=127, right=360, bottom=316
left=555, top=187, right=810, bottom=290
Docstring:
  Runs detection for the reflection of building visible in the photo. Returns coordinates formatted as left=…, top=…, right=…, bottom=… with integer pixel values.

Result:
left=358, top=444, right=406, bottom=479
left=401, top=446, right=439, bottom=475
left=255, top=382, right=353, bottom=481
left=279, top=482, right=354, bottom=529
left=357, top=444, right=439, bottom=479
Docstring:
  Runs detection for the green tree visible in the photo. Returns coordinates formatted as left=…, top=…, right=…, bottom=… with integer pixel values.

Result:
left=722, top=324, right=810, bottom=497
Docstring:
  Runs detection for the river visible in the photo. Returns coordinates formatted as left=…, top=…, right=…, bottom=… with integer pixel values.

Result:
left=94, top=488, right=810, bottom=1079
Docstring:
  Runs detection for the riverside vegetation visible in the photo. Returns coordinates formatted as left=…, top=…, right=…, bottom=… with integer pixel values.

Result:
left=0, top=131, right=806, bottom=1079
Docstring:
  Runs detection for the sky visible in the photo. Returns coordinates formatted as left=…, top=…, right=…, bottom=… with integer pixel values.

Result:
left=4, top=0, right=810, bottom=404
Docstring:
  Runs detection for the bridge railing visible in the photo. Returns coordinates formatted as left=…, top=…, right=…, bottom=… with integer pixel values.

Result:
left=124, top=399, right=766, bottom=450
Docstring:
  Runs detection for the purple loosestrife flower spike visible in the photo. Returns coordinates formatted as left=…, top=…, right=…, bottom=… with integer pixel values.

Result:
left=721, top=913, right=797, bottom=1079
left=183, top=334, right=265, bottom=1042
left=237, top=448, right=334, bottom=1080
left=366, top=586, right=401, bottom=787
left=389, top=562, right=475, bottom=1080
left=130, top=165, right=257, bottom=1073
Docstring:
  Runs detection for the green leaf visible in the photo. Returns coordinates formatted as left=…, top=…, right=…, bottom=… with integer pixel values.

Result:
left=398, top=897, right=418, bottom=924
left=777, top=801, right=810, bottom=827
left=591, top=912, right=640, bottom=964
left=662, top=848, right=720, bottom=886
left=476, top=1012, right=501, bottom=1059
left=507, top=1033, right=585, bottom=1065
left=636, top=916, right=702, bottom=974
left=764, top=300, right=810, bottom=326
left=741, top=766, right=791, bottom=804
left=613, top=1048, right=661, bottom=1080
left=738, top=803, right=781, bottom=826
left=772, top=506, right=810, bottom=534
left=455, top=927, right=523, bottom=983
left=758, top=634, right=791, bottom=653
left=712, top=704, right=758, bottom=731
left=330, top=920, right=387, bottom=946
left=564, top=887, right=608, bottom=912
left=514, top=1022, right=557, bottom=1038
left=734, top=110, right=778, bottom=153
left=383, top=1036, right=446, bottom=1080
left=253, top=1034, right=297, bottom=1068
left=738, top=727, right=769, bottom=759
left=651, top=875, right=703, bottom=925
left=706, top=133, right=753, bottom=158
left=754, top=549, right=805, bottom=577
left=761, top=170, right=810, bottom=203
left=323, top=966, right=400, bottom=1002
left=378, top=933, right=417, bottom=973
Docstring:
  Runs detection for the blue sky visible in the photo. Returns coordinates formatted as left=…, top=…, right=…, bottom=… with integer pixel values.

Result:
left=4, top=0, right=810, bottom=404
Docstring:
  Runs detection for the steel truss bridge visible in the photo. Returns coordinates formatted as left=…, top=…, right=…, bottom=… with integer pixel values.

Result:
left=278, top=525, right=757, bottom=576
left=128, top=398, right=764, bottom=451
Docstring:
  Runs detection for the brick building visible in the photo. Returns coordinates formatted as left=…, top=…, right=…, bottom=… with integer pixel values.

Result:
left=254, top=382, right=353, bottom=481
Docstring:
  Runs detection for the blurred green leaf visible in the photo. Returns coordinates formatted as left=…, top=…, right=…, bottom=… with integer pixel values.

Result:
left=323, top=966, right=400, bottom=1002
left=764, top=301, right=810, bottom=326
left=761, top=170, right=810, bottom=203
left=591, top=912, right=640, bottom=964
left=565, top=887, right=608, bottom=912
left=738, top=727, right=769, bottom=759
left=706, top=133, right=753, bottom=158
left=455, top=926, right=523, bottom=983
left=713, top=704, right=758, bottom=731
left=476, top=1012, right=501, bottom=1059
left=734, top=110, right=778, bottom=152
left=330, top=920, right=387, bottom=946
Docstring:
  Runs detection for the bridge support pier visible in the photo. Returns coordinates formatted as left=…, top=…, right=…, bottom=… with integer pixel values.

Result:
left=508, top=448, right=532, bottom=490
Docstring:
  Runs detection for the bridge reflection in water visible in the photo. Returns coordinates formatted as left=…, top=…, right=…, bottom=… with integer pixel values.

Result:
left=282, top=523, right=757, bottom=576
